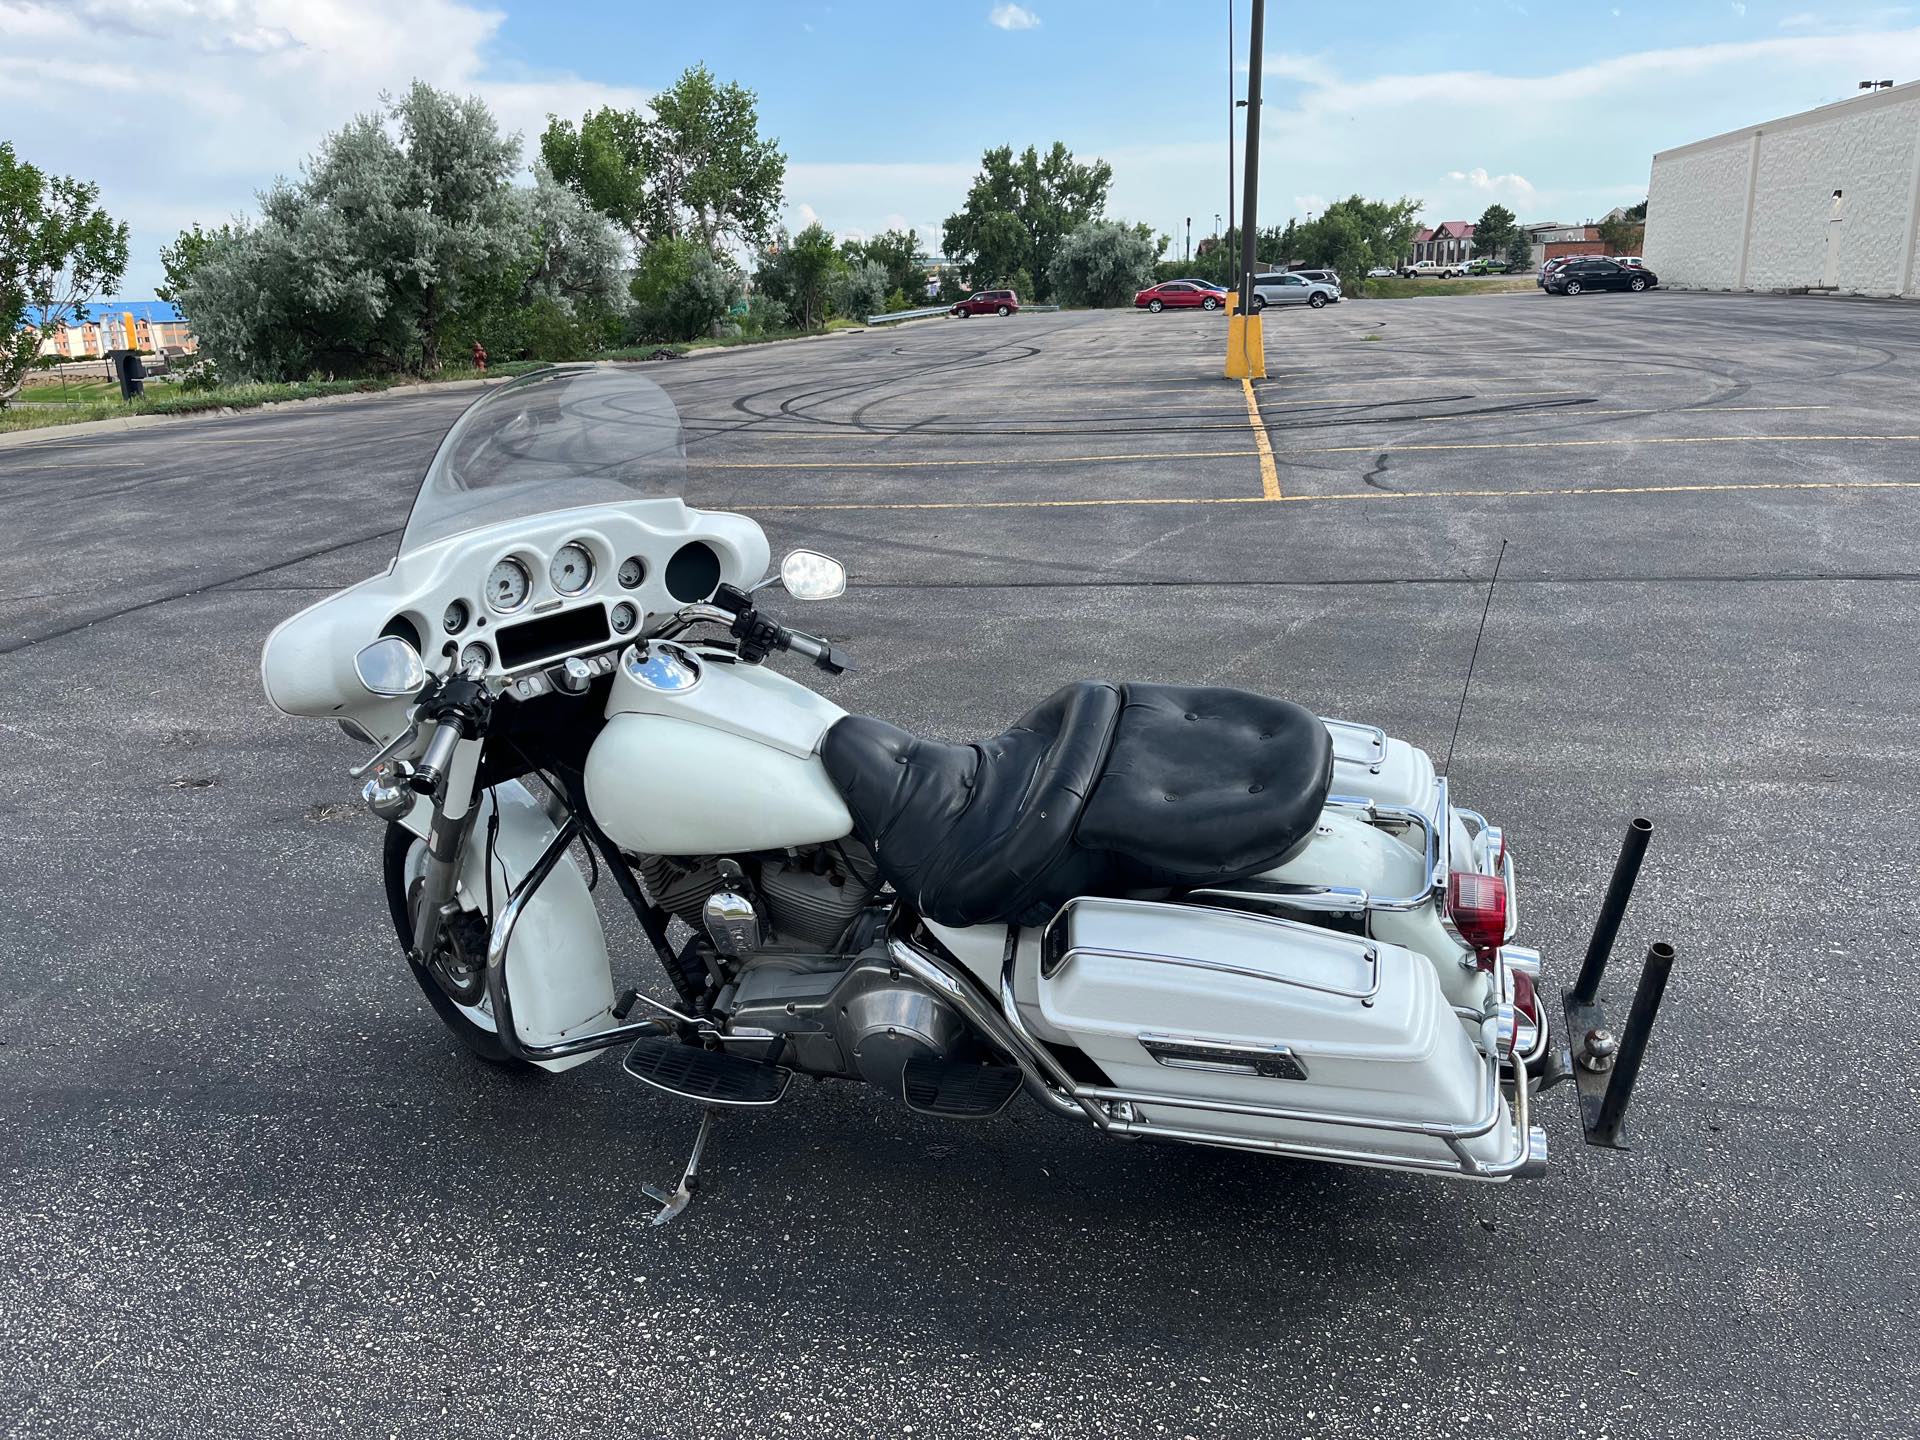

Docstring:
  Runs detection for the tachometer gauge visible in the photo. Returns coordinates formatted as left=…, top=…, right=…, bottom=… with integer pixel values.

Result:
left=485, top=558, right=530, bottom=613
left=550, top=543, right=593, bottom=595
left=617, top=556, right=645, bottom=589
left=442, top=599, right=469, bottom=635
left=460, top=641, right=492, bottom=672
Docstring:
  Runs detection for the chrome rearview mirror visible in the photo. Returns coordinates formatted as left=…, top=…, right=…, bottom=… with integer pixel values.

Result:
left=779, top=549, right=847, bottom=601
left=354, top=636, right=426, bottom=698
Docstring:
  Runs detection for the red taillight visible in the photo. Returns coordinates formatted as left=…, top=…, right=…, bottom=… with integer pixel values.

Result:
left=1448, top=870, right=1508, bottom=963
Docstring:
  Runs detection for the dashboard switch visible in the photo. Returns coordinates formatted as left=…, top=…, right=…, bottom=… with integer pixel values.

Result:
left=558, top=656, right=594, bottom=694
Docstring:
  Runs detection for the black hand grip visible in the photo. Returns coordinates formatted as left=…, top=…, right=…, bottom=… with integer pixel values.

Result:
left=782, top=628, right=847, bottom=675
left=409, top=717, right=466, bottom=795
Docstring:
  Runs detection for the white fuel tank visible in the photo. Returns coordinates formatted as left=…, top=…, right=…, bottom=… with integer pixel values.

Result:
left=584, top=642, right=853, bottom=856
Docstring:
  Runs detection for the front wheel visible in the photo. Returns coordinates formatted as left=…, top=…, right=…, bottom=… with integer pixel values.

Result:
left=1251, top=296, right=1267, bottom=313
left=1308, top=293, right=1327, bottom=308
left=1563, top=280, right=1582, bottom=295
left=1629, top=276, right=1648, bottom=292
left=1148, top=299, right=1164, bottom=312
left=381, top=823, right=535, bottom=1069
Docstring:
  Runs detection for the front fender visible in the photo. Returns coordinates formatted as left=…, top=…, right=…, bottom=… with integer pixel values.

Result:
left=401, top=772, right=615, bottom=1073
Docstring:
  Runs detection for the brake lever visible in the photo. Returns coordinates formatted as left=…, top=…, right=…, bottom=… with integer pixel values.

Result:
left=349, top=713, right=421, bottom=778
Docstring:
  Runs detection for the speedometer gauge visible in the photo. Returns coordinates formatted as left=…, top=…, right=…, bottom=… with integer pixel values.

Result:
left=486, top=558, right=530, bottom=613
left=550, top=543, right=593, bottom=596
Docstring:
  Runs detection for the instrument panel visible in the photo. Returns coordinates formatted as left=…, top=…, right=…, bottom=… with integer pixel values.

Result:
left=261, top=500, right=771, bottom=723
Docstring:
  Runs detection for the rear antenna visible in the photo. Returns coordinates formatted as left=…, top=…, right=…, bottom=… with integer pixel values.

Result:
left=1442, top=538, right=1508, bottom=779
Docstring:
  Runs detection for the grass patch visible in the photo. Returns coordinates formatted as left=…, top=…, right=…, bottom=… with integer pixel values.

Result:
left=1355, top=276, right=1537, bottom=299
left=0, top=361, right=546, bottom=435
left=1361, top=333, right=1384, bottom=341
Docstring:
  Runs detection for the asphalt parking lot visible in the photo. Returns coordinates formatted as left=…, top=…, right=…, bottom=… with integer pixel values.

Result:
left=3, top=291, right=1917, bottom=1439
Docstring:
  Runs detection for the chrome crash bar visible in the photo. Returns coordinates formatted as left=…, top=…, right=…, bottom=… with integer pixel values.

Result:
left=888, top=923, right=1546, bottom=1182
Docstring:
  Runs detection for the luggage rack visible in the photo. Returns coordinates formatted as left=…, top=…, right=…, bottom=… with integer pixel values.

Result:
left=1321, top=716, right=1389, bottom=775
left=1190, top=776, right=1451, bottom=916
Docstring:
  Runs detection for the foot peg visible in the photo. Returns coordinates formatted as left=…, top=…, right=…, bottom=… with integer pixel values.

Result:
left=901, top=1056, right=1022, bottom=1118
left=622, top=1034, right=792, bottom=1107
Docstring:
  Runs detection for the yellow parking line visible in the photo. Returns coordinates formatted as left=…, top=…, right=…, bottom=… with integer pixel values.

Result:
left=1293, top=433, right=1920, bottom=456
left=727, top=478, right=1920, bottom=514
left=1241, top=378, right=1282, bottom=499
left=692, top=448, right=1258, bottom=471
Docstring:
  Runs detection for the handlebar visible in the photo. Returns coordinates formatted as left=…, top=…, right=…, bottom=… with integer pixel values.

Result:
left=409, top=715, right=466, bottom=795
left=778, top=625, right=848, bottom=675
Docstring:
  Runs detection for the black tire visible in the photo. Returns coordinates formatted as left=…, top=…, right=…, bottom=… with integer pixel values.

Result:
left=1629, top=276, right=1647, bottom=292
left=1148, top=299, right=1164, bottom=312
left=1202, top=296, right=1219, bottom=310
left=996, top=305, right=1011, bottom=317
left=1564, top=280, right=1582, bottom=295
left=1251, top=296, right=1267, bottom=313
left=1308, top=293, right=1327, bottom=309
left=952, top=308, right=967, bottom=318
left=381, top=823, right=537, bottom=1069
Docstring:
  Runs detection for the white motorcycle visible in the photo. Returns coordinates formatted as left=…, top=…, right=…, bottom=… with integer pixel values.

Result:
left=263, top=365, right=1669, bottom=1223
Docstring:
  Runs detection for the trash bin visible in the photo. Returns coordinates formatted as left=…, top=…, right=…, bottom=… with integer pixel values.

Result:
left=108, top=349, right=146, bottom=401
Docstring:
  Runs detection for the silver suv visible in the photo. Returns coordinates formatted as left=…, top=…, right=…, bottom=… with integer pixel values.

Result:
left=1250, top=271, right=1340, bottom=311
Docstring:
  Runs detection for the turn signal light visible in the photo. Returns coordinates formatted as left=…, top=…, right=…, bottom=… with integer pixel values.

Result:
left=1448, top=870, right=1508, bottom=962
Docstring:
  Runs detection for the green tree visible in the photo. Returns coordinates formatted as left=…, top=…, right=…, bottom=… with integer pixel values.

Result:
left=842, top=228, right=922, bottom=302
left=1597, top=201, right=1648, bottom=255
left=1047, top=219, right=1161, bottom=307
left=0, top=142, right=128, bottom=405
left=628, top=237, right=741, bottom=341
left=829, top=258, right=889, bottom=321
left=942, top=142, right=1112, bottom=302
left=179, top=84, right=619, bottom=379
left=156, top=221, right=236, bottom=307
left=754, top=222, right=842, bottom=330
left=642, top=64, right=786, bottom=248
left=539, top=106, right=649, bottom=245
left=1472, top=204, right=1519, bottom=268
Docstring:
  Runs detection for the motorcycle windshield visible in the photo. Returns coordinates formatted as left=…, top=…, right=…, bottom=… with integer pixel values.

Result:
left=398, top=365, right=686, bottom=555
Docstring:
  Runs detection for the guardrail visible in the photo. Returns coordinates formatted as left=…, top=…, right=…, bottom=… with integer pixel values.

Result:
left=866, top=306, right=951, bottom=326
left=866, top=302, right=1063, bottom=325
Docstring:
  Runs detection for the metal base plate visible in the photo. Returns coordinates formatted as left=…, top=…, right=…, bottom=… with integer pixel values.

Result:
left=1561, top=990, right=1631, bottom=1150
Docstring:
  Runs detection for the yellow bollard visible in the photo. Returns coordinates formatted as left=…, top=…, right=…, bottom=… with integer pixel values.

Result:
left=1223, top=311, right=1266, bottom=379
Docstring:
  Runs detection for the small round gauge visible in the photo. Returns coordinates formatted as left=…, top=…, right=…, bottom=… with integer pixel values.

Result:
left=550, top=542, right=594, bottom=596
left=485, top=557, right=531, bottom=613
left=460, top=641, right=492, bottom=672
left=616, top=556, right=646, bottom=590
left=442, top=599, right=469, bottom=635
left=610, top=601, right=638, bottom=635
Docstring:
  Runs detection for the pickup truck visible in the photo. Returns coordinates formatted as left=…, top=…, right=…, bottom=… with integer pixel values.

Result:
left=1403, top=259, right=1467, bottom=278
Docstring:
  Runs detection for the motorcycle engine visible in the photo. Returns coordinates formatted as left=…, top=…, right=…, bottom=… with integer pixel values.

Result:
left=632, top=840, right=883, bottom=954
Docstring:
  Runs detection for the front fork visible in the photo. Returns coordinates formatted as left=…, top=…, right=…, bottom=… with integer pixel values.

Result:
left=406, top=720, right=479, bottom=968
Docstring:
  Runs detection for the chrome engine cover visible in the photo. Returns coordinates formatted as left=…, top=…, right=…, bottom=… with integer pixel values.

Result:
left=724, top=951, right=970, bottom=1093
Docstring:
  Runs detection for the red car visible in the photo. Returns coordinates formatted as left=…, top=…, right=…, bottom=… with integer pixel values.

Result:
left=1134, top=281, right=1224, bottom=312
left=951, top=289, right=1019, bottom=317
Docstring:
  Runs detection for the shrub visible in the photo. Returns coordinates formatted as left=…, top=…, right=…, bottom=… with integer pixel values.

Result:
left=629, top=238, right=742, bottom=342
left=828, top=259, right=889, bottom=322
left=1046, top=220, right=1160, bottom=308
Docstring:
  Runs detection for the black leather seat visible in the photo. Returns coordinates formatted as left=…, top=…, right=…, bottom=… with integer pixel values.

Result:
left=821, top=681, right=1333, bottom=928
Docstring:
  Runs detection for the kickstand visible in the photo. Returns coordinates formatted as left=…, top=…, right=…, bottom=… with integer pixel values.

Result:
left=642, top=1106, right=716, bottom=1227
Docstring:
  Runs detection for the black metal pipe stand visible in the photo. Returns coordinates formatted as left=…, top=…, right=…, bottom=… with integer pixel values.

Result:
left=1560, top=818, right=1676, bottom=1150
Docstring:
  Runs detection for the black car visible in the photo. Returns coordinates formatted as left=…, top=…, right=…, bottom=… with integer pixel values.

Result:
left=1544, top=257, right=1657, bottom=295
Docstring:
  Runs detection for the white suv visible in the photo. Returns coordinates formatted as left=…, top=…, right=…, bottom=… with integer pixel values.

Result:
left=1250, top=272, right=1340, bottom=311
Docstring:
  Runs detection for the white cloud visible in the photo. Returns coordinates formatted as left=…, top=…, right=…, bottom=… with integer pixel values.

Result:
left=0, top=0, right=653, bottom=292
left=1291, top=193, right=1328, bottom=216
left=1730, top=1, right=1747, bottom=15
left=988, top=4, right=1040, bottom=31
left=1445, top=167, right=1537, bottom=198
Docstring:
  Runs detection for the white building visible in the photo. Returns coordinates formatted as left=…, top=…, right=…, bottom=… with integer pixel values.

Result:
left=1644, top=80, right=1920, bottom=297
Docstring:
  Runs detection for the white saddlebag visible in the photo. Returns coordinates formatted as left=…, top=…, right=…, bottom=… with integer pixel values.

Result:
left=1035, top=897, right=1518, bottom=1176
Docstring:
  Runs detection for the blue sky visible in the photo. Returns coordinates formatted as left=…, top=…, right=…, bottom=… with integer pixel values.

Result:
left=4, top=0, right=1918, bottom=292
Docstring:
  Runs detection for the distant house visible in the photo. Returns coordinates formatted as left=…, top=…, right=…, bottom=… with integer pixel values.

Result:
left=24, top=300, right=197, bottom=360
left=1406, top=221, right=1477, bottom=267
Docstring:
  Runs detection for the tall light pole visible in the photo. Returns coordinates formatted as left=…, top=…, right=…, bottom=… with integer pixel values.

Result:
left=1185, top=216, right=1192, bottom=263
left=1226, top=0, right=1265, bottom=378
left=1227, top=0, right=1236, bottom=291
